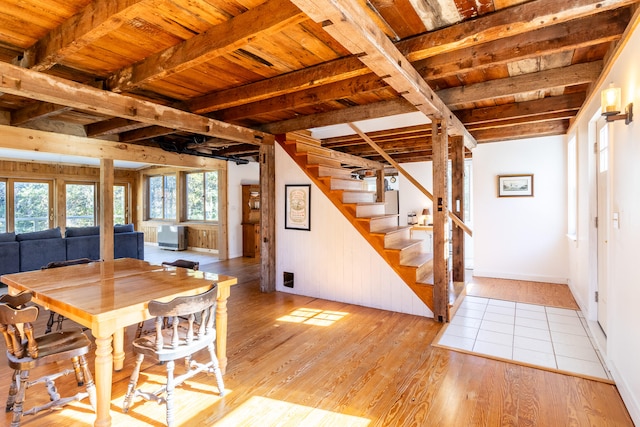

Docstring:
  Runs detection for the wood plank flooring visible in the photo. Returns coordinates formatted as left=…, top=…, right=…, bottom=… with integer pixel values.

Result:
left=1, top=258, right=633, bottom=426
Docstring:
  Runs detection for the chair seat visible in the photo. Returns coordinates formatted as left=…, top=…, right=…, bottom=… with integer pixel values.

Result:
left=132, top=324, right=216, bottom=362
left=7, top=329, right=92, bottom=370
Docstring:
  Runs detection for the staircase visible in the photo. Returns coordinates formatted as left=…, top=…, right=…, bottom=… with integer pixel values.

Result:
left=279, top=133, right=438, bottom=313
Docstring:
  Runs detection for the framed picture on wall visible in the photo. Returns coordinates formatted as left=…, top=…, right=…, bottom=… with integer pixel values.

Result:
left=285, top=184, right=311, bottom=230
left=498, top=174, right=534, bottom=197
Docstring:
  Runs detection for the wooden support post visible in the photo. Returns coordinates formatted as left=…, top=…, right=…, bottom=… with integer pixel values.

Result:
left=376, top=168, right=385, bottom=203
left=432, top=119, right=450, bottom=322
left=100, top=158, right=114, bottom=261
left=260, top=139, right=276, bottom=293
left=451, top=136, right=465, bottom=283
left=217, top=167, right=229, bottom=260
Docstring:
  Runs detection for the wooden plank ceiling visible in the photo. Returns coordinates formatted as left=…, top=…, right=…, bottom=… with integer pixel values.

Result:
left=0, top=0, right=637, bottom=165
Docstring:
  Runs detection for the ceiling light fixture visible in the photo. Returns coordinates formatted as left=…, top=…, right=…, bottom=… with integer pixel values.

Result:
left=601, top=83, right=633, bottom=124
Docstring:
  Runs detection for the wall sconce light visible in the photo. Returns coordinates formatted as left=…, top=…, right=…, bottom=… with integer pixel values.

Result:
left=601, top=83, right=633, bottom=124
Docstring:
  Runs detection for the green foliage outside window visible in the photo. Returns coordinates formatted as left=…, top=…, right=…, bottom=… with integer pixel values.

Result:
left=187, top=171, right=218, bottom=221
left=114, top=185, right=126, bottom=225
left=149, top=175, right=176, bottom=219
left=14, top=182, right=49, bottom=233
left=66, top=184, right=95, bottom=227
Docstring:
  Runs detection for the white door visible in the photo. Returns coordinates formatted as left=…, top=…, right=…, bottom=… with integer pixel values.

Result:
left=596, top=121, right=610, bottom=335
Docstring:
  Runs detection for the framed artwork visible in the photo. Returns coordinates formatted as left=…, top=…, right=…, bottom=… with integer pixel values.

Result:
left=498, top=174, right=534, bottom=197
left=285, top=184, right=311, bottom=230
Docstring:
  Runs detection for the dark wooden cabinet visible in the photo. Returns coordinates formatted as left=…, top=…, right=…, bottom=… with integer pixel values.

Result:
left=241, top=185, right=260, bottom=257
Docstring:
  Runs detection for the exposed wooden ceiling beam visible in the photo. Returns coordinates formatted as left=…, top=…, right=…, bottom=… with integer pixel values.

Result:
left=400, top=0, right=638, bottom=62
left=0, top=124, right=228, bottom=168
left=261, top=99, right=414, bottom=134
left=119, top=125, right=175, bottom=143
left=187, top=0, right=630, bottom=116
left=215, top=74, right=389, bottom=121
left=0, top=61, right=270, bottom=145
left=414, top=10, right=628, bottom=80
left=471, top=120, right=569, bottom=142
left=23, top=0, right=148, bottom=71
left=262, top=63, right=594, bottom=135
left=439, top=61, right=602, bottom=108
left=11, top=102, right=72, bottom=125
left=107, top=0, right=307, bottom=93
left=85, top=117, right=149, bottom=137
left=455, top=92, right=586, bottom=125
left=187, top=56, right=368, bottom=114
left=290, top=0, right=477, bottom=149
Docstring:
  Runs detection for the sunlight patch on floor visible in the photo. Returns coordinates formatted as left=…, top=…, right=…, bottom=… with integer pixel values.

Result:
left=277, top=307, right=348, bottom=326
left=211, top=396, right=370, bottom=426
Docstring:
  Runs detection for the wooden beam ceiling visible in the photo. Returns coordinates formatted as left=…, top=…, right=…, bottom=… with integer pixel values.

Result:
left=0, top=61, right=270, bottom=145
left=289, top=0, right=477, bottom=149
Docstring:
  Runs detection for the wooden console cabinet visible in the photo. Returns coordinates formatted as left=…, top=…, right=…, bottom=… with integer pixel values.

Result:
left=241, top=185, right=260, bottom=257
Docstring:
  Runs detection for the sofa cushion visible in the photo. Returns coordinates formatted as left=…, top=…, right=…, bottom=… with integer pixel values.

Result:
left=65, top=234, right=100, bottom=261
left=0, top=232, right=16, bottom=242
left=16, top=227, right=62, bottom=241
left=65, top=226, right=100, bottom=237
left=18, top=235, right=66, bottom=272
left=114, top=224, right=134, bottom=233
left=0, top=241, right=20, bottom=276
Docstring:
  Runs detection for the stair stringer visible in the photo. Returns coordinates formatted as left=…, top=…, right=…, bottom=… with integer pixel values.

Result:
left=279, top=137, right=435, bottom=313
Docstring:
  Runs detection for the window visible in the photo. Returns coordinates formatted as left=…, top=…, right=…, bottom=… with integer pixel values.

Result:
left=0, top=180, right=6, bottom=233
left=186, top=171, right=218, bottom=221
left=148, top=175, right=176, bottom=220
left=14, top=181, right=52, bottom=233
left=66, top=183, right=96, bottom=227
left=114, top=184, right=127, bottom=225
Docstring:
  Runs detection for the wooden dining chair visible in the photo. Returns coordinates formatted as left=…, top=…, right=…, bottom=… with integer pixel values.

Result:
left=161, top=259, right=200, bottom=270
left=135, top=258, right=200, bottom=339
left=122, top=285, right=225, bottom=427
left=41, top=257, right=95, bottom=333
left=0, top=292, right=96, bottom=427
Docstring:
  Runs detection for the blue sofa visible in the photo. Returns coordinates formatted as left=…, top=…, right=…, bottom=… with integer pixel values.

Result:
left=65, top=224, right=144, bottom=261
left=0, top=225, right=144, bottom=280
left=0, top=232, right=20, bottom=276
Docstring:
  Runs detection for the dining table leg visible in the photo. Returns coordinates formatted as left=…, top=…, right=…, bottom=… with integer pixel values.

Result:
left=113, top=328, right=125, bottom=371
left=216, top=285, right=230, bottom=374
left=93, top=333, right=114, bottom=427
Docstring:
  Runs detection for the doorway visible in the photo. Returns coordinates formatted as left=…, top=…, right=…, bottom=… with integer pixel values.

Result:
left=596, top=119, right=610, bottom=336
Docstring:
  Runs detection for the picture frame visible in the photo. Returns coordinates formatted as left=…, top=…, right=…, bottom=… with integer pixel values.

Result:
left=498, top=174, right=534, bottom=197
left=285, top=184, right=311, bottom=230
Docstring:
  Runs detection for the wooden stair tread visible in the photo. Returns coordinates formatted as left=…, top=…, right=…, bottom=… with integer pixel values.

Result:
left=370, top=225, right=412, bottom=236
left=333, top=189, right=376, bottom=195
left=402, top=252, right=434, bottom=267
left=344, top=202, right=385, bottom=207
left=356, top=214, right=398, bottom=220
left=385, top=239, right=423, bottom=251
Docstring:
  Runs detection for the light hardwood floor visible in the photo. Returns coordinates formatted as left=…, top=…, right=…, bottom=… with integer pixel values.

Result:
left=1, top=257, right=633, bottom=426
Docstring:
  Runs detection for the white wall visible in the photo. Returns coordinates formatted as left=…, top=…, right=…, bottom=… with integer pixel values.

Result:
left=568, top=23, right=640, bottom=424
left=227, top=161, right=260, bottom=259
left=273, top=143, right=432, bottom=317
left=472, top=136, right=569, bottom=283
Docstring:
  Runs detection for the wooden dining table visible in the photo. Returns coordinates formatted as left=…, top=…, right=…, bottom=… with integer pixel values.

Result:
left=0, top=257, right=237, bottom=427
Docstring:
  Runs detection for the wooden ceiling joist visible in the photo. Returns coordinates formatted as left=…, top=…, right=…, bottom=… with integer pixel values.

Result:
left=184, top=0, right=631, bottom=121
left=289, top=0, right=477, bottom=150
left=107, top=0, right=308, bottom=93
left=0, top=61, right=270, bottom=145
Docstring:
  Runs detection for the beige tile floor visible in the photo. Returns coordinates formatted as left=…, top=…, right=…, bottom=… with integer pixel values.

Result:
left=437, top=295, right=612, bottom=381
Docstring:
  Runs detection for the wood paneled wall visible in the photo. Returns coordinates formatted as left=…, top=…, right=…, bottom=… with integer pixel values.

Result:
left=138, top=165, right=225, bottom=254
left=0, top=159, right=139, bottom=232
